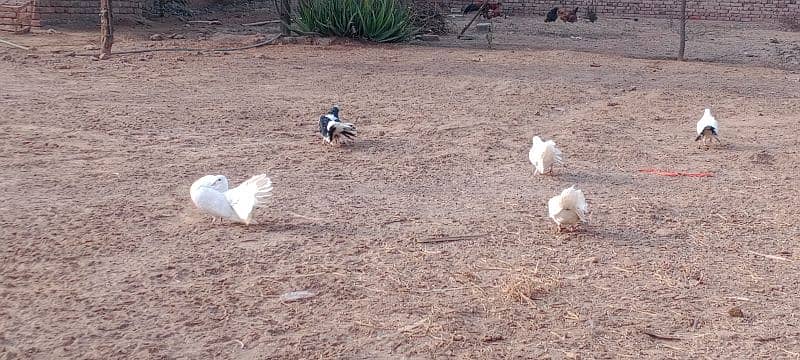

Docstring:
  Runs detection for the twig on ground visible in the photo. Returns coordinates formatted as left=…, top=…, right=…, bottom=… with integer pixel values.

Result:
left=748, top=250, right=791, bottom=262
left=417, top=234, right=486, bottom=244
left=242, top=20, right=281, bottom=26
left=0, top=38, right=30, bottom=50
left=755, top=336, right=782, bottom=342
left=188, top=20, right=222, bottom=25
left=642, top=329, right=683, bottom=341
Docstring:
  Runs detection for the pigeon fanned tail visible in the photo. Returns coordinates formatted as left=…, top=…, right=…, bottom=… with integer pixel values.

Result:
left=225, top=174, right=273, bottom=224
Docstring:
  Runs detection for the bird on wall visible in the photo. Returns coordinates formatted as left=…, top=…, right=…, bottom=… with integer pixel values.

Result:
left=545, top=7, right=559, bottom=22
left=695, top=108, right=720, bottom=149
left=529, top=136, right=563, bottom=175
left=558, top=7, right=579, bottom=22
left=319, top=105, right=357, bottom=145
left=190, top=174, right=273, bottom=225
left=548, top=185, right=589, bottom=232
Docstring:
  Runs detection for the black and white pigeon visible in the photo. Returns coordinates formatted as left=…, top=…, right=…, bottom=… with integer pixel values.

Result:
left=319, top=105, right=357, bottom=145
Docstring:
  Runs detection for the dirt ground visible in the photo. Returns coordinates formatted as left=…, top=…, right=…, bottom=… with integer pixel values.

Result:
left=2, top=11, right=800, bottom=359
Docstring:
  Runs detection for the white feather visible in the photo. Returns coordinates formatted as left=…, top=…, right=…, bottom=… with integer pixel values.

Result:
left=328, top=121, right=357, bottom=137
left=696, top=108, right=719, bottom=135
left=529, top=136, right=563, bottom=174
left=548, top=185, right=588, bottom=226
left=190, top=174, right=273, bottom=225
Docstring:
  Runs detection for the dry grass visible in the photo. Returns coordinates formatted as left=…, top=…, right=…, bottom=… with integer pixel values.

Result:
left=498, top=268, right=559, bottom=304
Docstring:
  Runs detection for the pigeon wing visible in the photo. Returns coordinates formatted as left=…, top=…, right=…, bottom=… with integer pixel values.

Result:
left=224, top=174, right=273, bottom=223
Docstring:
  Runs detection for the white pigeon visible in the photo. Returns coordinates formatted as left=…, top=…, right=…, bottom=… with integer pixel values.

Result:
left=548, top=185, right=588, bottom=232
left=695, top=108, right=720, bottom=149
left=190, top=174, right=273, bottom=225
left=529, top=136, right=563, bottom=175
left=319, top=105, right=357, bottom=145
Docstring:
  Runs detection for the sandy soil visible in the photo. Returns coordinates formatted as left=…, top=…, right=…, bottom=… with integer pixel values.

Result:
left=2, top=14, right=800, bottom=359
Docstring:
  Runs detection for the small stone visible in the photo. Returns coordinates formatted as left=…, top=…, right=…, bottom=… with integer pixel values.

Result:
left=420, top=34, right=440, bottom=41
left=728, top=306, right=744, bottom=318
left=553, top=107, right=565, bottom=112
left=607, top=102, right=620, bottom=107
left=315, top=37, right=333, bottom=46
left=280, top=290, right=315, bottom=302
left=481, top=335, right=504, bottom=342
left=149, top=34, right=165, bottom=41
left=654, top=228, right=674, bottom=236
left=46, top=28, right=57, bottom=34
left=769, top=38, right=779, bottom=44
left=25, top=53, right=39, bottom=59
left=171, top=33, right=186, bottom=39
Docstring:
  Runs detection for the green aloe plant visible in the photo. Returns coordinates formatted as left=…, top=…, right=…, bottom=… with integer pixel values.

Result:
left=293, top=0, right=416, bottom=43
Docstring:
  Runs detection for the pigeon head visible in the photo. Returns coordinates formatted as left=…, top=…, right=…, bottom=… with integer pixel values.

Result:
left=192, top=175, right=229, bottom=193
left=329, top=105, right=340, bottom=118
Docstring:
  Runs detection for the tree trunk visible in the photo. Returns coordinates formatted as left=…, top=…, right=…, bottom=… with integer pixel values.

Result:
left=99, top=0, right=113, bottom=59
left=279, top=0, right=291, bottom=35
left=678, top=0, right=686, bottom=61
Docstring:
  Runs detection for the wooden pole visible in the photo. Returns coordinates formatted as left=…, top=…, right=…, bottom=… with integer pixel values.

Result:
left=99, top=0, right=113, bottom=59
left=457, top=1, right=487, bottom=39
left=279, top=0, right=291, bottom=35
left=678, top=0, right=686, bottom=61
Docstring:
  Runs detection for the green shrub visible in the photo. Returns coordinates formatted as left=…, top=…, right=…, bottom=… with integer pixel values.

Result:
left=293, top=0, right=416, bottom=43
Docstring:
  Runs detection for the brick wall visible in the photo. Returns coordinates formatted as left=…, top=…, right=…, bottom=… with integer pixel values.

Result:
left=34, top=0, right=149, bottom=25
left=1, top=0, right=34, bottom=31
left=0, top=0, right=148, bottom=29
left=436, top=0, right=800, bottom=22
